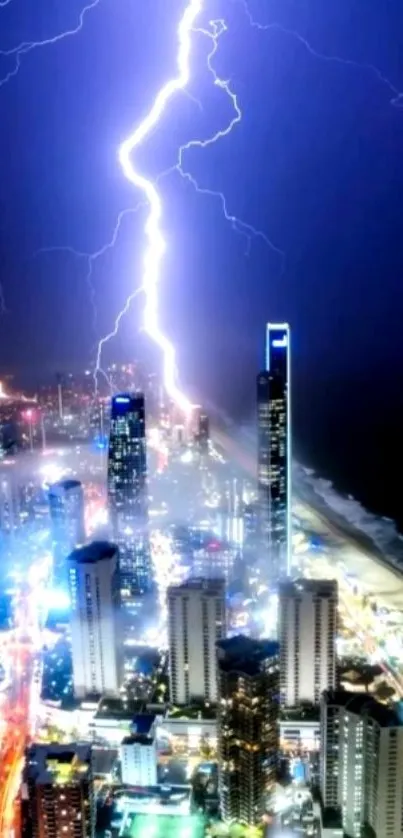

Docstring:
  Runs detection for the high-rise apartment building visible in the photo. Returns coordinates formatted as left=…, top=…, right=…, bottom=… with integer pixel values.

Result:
left=120, top=715, right=158, bottom=787
left=48, top=479, right=85, bottom=590
left=279, top=579, right=337, bottom=706
left=68, top=541, right=122, bottom=699
left=320, top=690, right=403, bottom=838
left=21, top=743, right=94, bottom=838
left=107, top=393, right=151, bottom=596
left=257, top=323, right=291, bottom=582
left=167, top=578, right=226, bottom=705
left=217, top=635, right=279, bottom=825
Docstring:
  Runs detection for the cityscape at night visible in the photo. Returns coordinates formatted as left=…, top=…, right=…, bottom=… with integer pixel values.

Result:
left=1, top=1, right=403, bottom=838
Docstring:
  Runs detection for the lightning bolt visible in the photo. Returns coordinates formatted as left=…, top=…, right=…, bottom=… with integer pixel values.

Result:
left=171, top=17, right=284, bottom=260
left=0, top=0, right=101, bottom=88
left=36, top=206, right=143, bottom=334
left=94, top=285, right=143, bottom=392
left=97, top=0, right=283, bottom=414
left=117, top=0, right=208, bottom=417
left=238, top=0, right=403, bottom=108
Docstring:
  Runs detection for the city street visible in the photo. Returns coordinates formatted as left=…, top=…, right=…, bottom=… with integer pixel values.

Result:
left=0, top=585, right=41, bottom=836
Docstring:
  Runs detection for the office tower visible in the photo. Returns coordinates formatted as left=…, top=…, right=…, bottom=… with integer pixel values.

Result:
left=0, top=474, right=19, bottom=537
left=107, top=392, right=151, bottom=596
left=68, top=541, right=122, bottom=699
left=48, top=479, right=85, bottom=591
left=21, top=743, right=94, bottom=838
left=192, top=405, right=210, bottom=454
left=120, top=715, right=158, bottom=786
left=217, top=635, right=279, bottom=825
left=243, top=502, right=259, bottom=557
left=216, top=475, right=244, bottom=546
left=320, top=691, right=403, bottom=838
left=89, top=397, right=107, bottom=444
left=279, top=579, right=337, bottom=707
left=167, top=578, right=226, bottom=705
left=257, top=323, right=291, bottom=582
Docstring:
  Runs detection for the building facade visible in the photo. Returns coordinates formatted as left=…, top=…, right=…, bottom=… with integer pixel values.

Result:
left=120, top=716, right=158, bottom=787
left=320, top=690, right=403, bottom=838
left=21, top=744, right=94, bottom=838
left=217, top=635, right=279, bottom=825
left=257, top=323, right=291, bottom=583
left=68, top=541, right=122, bottom=699
left=107, top=393, right=152, bottom=597
left=279, top=579, right=338, bottom=706
left=48, top=479, right=85, bottom=591
left=167, top=578, right=226, bottom=705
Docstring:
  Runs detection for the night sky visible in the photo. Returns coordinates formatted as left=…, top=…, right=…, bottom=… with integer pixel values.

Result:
left=0, top=0, right=403, bottom=522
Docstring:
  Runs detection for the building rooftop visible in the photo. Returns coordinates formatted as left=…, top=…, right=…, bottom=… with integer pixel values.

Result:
left=24, top=744, right=91, bottom=786
left=69, top=540, right=117, bottom=565
left=121, top=733, right=154, bottom=746
left=49, top=479, right=82, bottom=494
left=280, top=703, right=320, bottom=723
left=217, top=634, right=279, bottom=677
left=167, top=704, right=217, bottom=721
left=323, top=690, right=403, bottom=727
left=95, top=697, right=143, bottom=720
left=132, top=714, right=156, bottom=735
left=121, top=813, right=205, bottom=838
left=279, top=578, right=338, bottom=597
left=112, top=392, right=145, bottom=411
left=167, top=577, right=225, bottom=596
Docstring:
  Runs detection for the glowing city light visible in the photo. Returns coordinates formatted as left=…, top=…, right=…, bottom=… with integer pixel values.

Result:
left=114, top=396, right=131, bottom=404
left=39, top=463, right=66, bottom=489
left=272, top=337, right=288, bottom=348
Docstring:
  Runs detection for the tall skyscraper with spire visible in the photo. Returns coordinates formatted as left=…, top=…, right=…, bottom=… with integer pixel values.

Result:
left=257, top=323, right=291, bottom=582
left=107, top=393, right=152, bottom=597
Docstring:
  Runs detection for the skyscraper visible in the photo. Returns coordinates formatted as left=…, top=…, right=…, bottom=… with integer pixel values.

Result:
left=48, top=479, right=85, bottom=591
left=217, top=636, right=279, bottom=825
left=120, top=715, right=158, bottom=787
left=192, top=405, right=210, bottom=454
left=168, top=578, right=226, bottom=705
left=68, top=541, right=122, bottom=698
left=320, top=690, right=403, bottom=838
left=279, top=578, right=337, bottom=706
left=21, top=743, right=94, bottom=838
left=107, top=393, right=151, bottom=596
left=257, top=323, right=291, bottom=582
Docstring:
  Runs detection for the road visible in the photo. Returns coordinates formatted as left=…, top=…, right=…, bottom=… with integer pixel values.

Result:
left=0, top=590, right=39, bottom=836
left=213, top=427, right=403, bottom=696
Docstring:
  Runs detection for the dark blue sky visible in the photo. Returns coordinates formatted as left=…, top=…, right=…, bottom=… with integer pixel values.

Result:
left=0, top=0, right=402, bottom=518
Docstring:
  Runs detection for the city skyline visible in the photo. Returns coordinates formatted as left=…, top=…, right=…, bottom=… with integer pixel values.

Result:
left=0, top=0, right=401, bottom=835
left=0, top=324, right=403, bottom=836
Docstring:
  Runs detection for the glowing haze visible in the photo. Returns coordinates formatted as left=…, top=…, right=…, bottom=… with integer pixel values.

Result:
left=118, top=0, right=205, bottom=416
